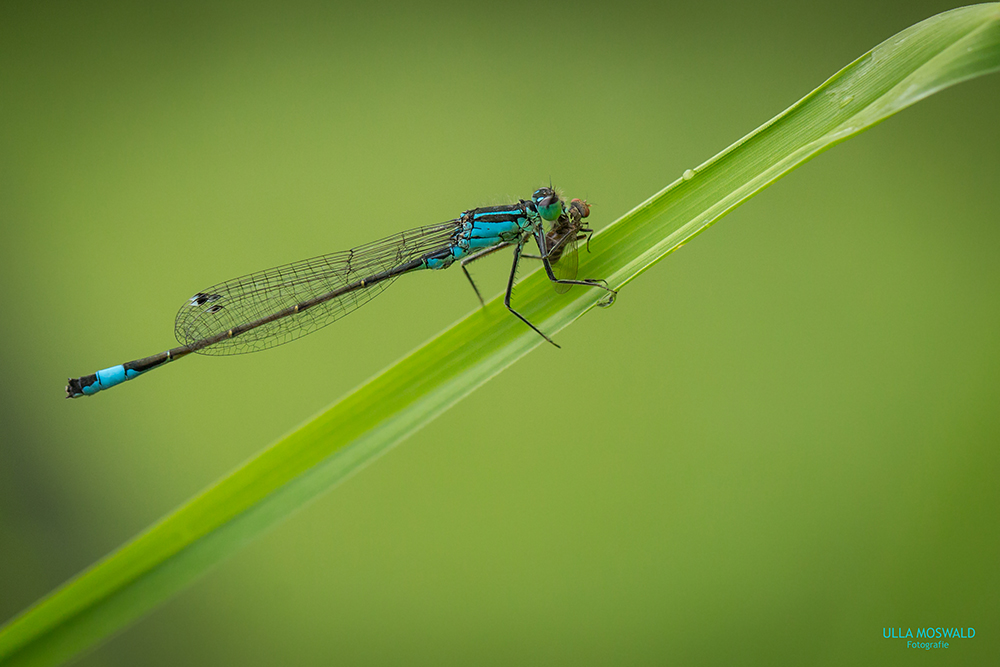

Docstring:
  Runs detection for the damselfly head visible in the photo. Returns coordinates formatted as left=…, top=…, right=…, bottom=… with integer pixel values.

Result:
left=532, top=187, right=564, bottom=222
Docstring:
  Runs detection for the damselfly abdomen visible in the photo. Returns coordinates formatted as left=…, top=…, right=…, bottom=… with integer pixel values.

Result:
left=66, top=187, right=615, bottom=398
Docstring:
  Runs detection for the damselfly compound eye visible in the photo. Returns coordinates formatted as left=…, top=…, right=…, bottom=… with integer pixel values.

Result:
left=533, top=187, right=562, bottom=222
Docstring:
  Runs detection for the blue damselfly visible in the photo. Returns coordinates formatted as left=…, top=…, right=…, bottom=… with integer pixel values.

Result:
left=66, top=188, right=615, bottom=398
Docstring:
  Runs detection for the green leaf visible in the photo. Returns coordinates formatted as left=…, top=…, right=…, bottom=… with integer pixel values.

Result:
left=3, top=4, right=998, bottom=665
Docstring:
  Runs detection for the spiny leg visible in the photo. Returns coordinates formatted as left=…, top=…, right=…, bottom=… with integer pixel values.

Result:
left=504, top=241, right=559, bottom=348
left=461, top=242, right=512, bottom=307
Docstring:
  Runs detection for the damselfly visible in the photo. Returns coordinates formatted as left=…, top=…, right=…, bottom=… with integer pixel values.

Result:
left=66, top=187, right=615, bottom=398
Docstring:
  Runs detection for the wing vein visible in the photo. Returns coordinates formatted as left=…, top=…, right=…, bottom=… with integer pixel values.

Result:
left=173, top=221, right=460, bottom=355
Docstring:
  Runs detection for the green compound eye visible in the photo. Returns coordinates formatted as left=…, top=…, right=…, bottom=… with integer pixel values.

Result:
left=532, top=187, right=563, bottom=222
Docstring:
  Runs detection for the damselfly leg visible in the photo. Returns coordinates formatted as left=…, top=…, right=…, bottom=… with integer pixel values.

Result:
left=503, top=239, right=560, bottom=348
left=460, top=242, right=513, bottom=307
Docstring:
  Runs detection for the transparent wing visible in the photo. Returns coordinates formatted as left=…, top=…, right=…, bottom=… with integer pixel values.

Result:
left=549, top=229, right=580, bottom=294
left=541, top=213, right=582, bottom=295
left=174, top=221, right=459, bottom=355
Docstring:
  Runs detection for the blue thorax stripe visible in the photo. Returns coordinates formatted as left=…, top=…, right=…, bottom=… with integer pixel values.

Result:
left=468, top=219, right=520, bottom=238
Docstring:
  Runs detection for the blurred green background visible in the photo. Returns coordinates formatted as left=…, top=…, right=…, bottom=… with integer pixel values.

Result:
left=2, top=0, right=998, bottom=664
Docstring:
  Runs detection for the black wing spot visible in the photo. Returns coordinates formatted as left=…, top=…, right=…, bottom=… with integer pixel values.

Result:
left=207, top=304, right=225, bottom=314
left=190, top=292, right=223, bottom=307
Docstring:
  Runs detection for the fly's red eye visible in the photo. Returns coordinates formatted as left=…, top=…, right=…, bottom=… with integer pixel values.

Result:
left=570, top=199, right=590, bottom=218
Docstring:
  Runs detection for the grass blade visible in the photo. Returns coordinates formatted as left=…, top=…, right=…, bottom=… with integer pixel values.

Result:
left=2, top=4, right=998, bottom=665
